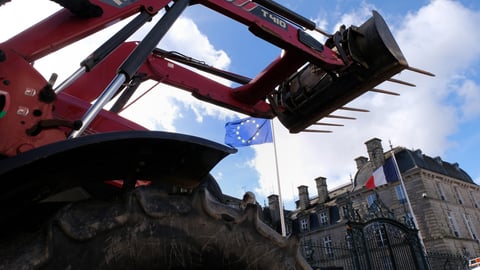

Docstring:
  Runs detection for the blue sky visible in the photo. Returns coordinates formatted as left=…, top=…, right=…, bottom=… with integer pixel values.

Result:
left=1, top=0, right=480, bottom=210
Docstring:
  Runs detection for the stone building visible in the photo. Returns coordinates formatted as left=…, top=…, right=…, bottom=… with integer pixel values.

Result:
left=268, top=138, right=480, bottom=269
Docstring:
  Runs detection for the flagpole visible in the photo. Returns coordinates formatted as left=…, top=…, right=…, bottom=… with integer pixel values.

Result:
left=271, top=119, right=287, bottom=236
left=389, top=142, right=428, bottom=260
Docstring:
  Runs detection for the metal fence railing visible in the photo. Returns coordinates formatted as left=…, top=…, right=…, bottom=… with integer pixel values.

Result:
left=300, top=243, right=469, bottom=270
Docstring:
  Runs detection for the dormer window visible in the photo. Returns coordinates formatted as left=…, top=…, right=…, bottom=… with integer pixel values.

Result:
left=434, top=156, right=443, bottom=165
left=453, top=162, right=460, bottom=171
left=414, top=149, right=423, bottom=159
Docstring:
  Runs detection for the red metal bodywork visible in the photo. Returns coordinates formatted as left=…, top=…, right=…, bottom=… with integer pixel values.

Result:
left=0, top=0, right=345, bottom=157
left=0, top=0, right=416, bottom=157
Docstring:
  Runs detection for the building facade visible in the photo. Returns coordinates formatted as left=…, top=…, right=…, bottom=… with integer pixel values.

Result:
left=268, top=138, right=480, bottom=269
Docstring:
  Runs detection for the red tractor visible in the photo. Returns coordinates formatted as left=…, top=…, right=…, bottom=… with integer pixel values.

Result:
left=0, top=0, right=432, bottom=269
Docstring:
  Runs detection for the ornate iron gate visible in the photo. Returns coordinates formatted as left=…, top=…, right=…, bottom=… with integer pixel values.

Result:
left=346, top=218, right=429, bottom=270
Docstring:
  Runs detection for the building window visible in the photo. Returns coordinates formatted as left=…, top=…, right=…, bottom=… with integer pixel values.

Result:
left=395, top=185, right=407, bottom=204
left=447, top=211, right=460, bottom=237
left=324, top=235, right=334, bottom=258
left=319, top=212, right=328, bottom=225
left=436, top=183, right=446, bottom=201
left=367, top=193, right=378, bottom=212
left=300, top=218, right=309, bottom=232
left=403, top=212, right=415, bottom=229
left=464, top=214, right=478, bottom=240
left=367, top=194, right=377, bottom=207
left=454, top=186, right=463, bottom=204
left=470, top=191, right=479, bottom=208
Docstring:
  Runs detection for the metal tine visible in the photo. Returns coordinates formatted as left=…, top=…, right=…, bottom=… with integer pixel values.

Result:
left=387, top=78, right=416, bottom=87
left=302, top=129, right=333, bottom=133
left=406, top=66, right=435, bottom=77
left=326, top=115, right=356, bottom=120
left=340, top=106, right=370, bottom=112
left=370, top=88, right=400, bottom=96
left=314, top=122, right=344, bottom=127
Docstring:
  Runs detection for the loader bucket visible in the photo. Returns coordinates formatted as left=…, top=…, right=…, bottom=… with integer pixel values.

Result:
left=273, top=11, right=408, bottom=133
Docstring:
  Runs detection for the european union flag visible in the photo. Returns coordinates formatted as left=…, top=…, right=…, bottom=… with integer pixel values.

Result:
left=224, top=117, right=273, bottom=147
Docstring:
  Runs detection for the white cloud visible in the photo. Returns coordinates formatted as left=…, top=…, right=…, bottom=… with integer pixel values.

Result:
left=160, top=17, right=230, bottom=68
left=121, top=16, right=238, bottom=127
left=118, top=82, right=184, bottom=131
left=398, top=1, right=480, bottom=78
left=0, top=1, right=62, bottom=41
left=332, top=3, right=374, bottom=32
left=456, top=80, right=480, bottom=120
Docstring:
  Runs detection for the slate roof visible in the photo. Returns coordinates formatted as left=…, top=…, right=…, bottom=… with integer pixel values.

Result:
left=395, top=148, right=474, bottom=184
left=354, top=147, right=475, bottom=190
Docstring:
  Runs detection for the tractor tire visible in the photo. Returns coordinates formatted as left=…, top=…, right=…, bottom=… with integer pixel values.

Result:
left=0, top=185, right=312, bottom=270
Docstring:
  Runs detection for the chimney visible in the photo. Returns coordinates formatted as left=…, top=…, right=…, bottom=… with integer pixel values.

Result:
left=365, top=138, right=385, bottom=168
left=355, top=156, right=368, bottom=170
left=298, top=185, right=310, bottom=210
left=315, top=176, right=328, bottom=203
left=268, top=194, right=280, bottom=224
